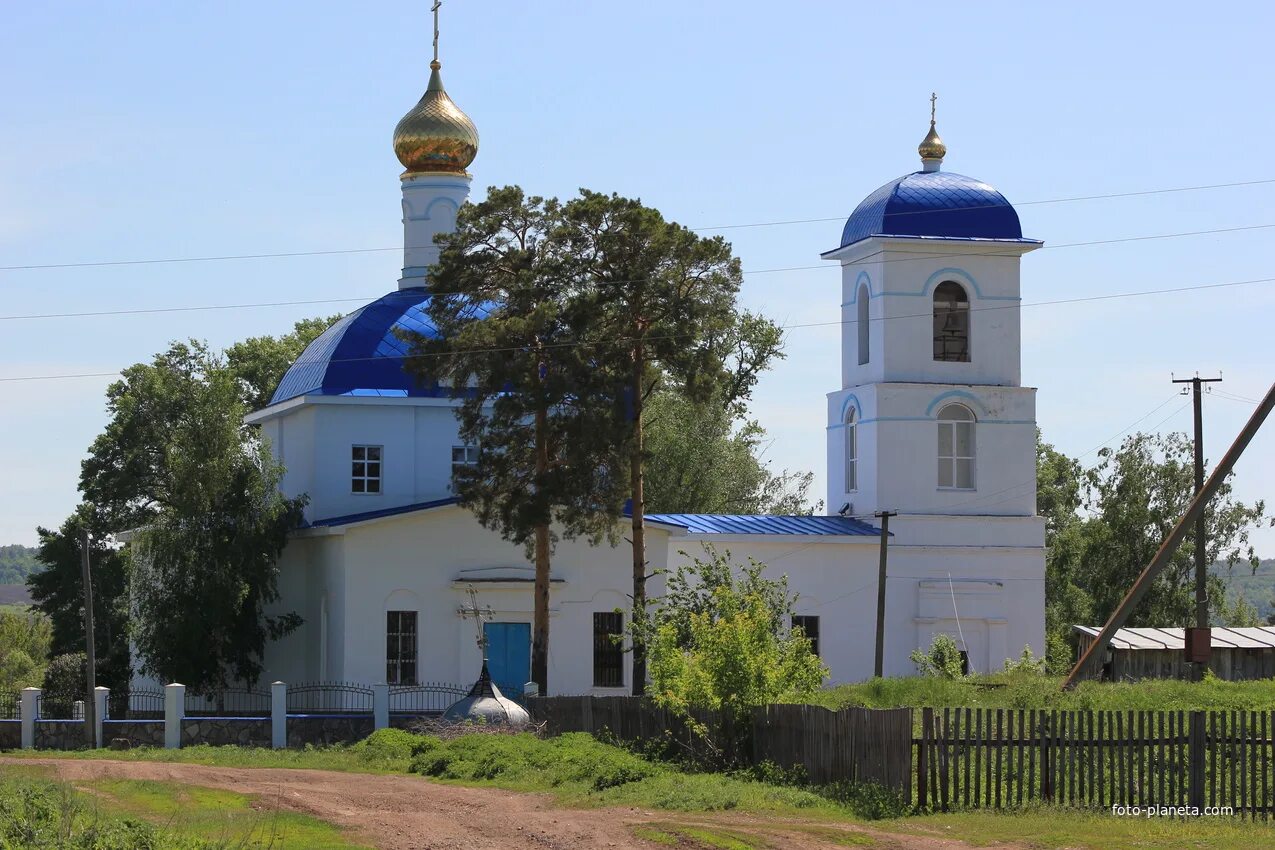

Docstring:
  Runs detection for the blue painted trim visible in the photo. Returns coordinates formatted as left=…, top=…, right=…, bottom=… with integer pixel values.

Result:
left=828, top=416, right=1033, bottom=429
left=837, top=393, right=863, bottom=422
left=926, top=390, right=986, bottom=418
left=840, top=266, right=1020, bottom=305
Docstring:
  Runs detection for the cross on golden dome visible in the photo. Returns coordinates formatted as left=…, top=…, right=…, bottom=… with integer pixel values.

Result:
left=918, top=91, right=946, bottom=168
left=393, top=0, right=480, bottom=175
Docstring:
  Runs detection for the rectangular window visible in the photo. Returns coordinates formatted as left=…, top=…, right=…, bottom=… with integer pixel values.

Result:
left=386, top=611, right=417, bottom=685
left=593, top=612, right=624, bottom=687
left=352, top=445, right=382, bottom=494
left=451, top=445, right=479, bottom=486
left=792, top=615, right=820, bottom=658
left=937, top=422, right=975, bottom=489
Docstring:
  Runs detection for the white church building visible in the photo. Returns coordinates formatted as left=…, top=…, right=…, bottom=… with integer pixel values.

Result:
left=241, top=44, right=1046, bottom=696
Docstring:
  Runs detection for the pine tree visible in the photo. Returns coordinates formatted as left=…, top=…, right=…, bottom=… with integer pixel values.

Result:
left=403, top=187, right=628, bottom=694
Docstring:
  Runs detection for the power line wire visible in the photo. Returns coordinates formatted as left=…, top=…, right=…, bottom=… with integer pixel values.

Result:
left=1, top=274, right=1271, bottom=386
left=845, top=395, right=1188, bottom=519
left=696, top=177, right=1275, bottom=231
left=4, top=221, right=1273, bottom=323
left=3, top=176, right=1273, bottom=273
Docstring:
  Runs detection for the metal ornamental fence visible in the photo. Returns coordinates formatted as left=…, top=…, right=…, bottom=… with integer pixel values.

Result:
left=287, top=681, right=374, bottom=714
left=389, top=682, right=466, bottom=714
left=184, top=688, right=272, bottom=717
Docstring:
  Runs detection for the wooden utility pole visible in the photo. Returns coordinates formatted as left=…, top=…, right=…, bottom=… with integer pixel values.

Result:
left=1171, top=372, right=1222, bottom=679
left=1063, top=382, right=1275, bottom=689
left=80, top=529, right=97, bottom=747
left=874, top=511, right=896, bottom=678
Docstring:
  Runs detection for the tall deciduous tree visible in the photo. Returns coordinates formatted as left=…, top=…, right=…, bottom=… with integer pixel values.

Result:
left=33, top=321, right=334, bottom=694
left=404, top=187, right=628, bottom=694
left=558, top=190, right=777, bottom=694
left=644, top=390, right=818, bottom=516
left=226, top=316, right=343, bottom=410
left=1078, top=431, right=1265, bottom=628
left=28, top=506, right=131, bottom=695
left=128, top=345, right=305, bottom=692
left=1037, top=431, right=1267, bottom=672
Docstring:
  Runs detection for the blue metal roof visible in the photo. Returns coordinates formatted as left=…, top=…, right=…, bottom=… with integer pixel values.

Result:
left=838, top=170, right=1026, bottom=249
left=646, top=514, right=882, bottom=536
left=303, top=496, right=460, bottom=528
left=303, top=500, right=882, bottom=537
left=271, top=289, right=489, bottom=406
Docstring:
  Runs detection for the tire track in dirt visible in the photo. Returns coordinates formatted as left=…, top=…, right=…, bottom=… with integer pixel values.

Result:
left=3, top=757, right=1027, bottom=850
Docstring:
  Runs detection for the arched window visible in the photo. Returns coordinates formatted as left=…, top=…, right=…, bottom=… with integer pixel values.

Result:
left=933, top=281, right=970, bottom=362
left=937, top=403, right=975, bottom=489
left=844, top=409, right=858, bottom=492
left=856, top=284, right=870, bottom=365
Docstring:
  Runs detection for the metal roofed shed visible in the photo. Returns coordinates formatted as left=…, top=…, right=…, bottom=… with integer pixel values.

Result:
left=1072, top=626, right=1275, bottom=682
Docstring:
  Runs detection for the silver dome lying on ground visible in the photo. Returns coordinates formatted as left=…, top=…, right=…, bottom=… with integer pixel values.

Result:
left=442, top=660, right=531, bottom=726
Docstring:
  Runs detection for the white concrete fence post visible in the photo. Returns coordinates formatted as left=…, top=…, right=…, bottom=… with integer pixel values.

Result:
left=271, top=681, right=286, bottom=749
left=20, top=687, right=38, bottom=749
left=94, top=687, right=109, bottom=748
left=373, top=683, right=389, bottom=730
left=164, top=683, right=185, bottom=749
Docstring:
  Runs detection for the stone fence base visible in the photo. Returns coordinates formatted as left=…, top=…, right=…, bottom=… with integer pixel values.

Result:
left=102, top=720, right=166, bottom=749
left=183, top=718, right=272, bottom=748
left=287, top=715, right=375, bottom=747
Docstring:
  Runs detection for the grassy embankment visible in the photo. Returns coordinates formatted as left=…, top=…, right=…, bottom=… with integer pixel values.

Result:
left=0, top=766, right=365, bottom=849
left=9, top=729, right=1274, bottom=849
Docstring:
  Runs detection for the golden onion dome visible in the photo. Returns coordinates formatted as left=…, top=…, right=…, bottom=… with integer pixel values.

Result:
left=393, top=60, right=479, bottom=175
left=918, top=120, right=946, bottom=164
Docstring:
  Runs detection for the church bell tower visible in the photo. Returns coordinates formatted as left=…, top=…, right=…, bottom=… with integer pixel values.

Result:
left=823, top=102, right=1042, bottom=520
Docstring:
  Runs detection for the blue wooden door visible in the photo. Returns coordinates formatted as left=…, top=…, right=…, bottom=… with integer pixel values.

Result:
left=484, top=622, right=530, bottom=695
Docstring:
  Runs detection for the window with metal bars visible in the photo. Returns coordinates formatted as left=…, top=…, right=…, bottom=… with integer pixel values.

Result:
left=593, top=612, right=624, bottom=687
left=792, top=615, right=820, bottom=658
left=386, top=610, right=417, bottom=685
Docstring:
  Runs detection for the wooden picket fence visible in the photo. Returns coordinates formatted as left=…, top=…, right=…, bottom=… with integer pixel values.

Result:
left=529, top=697, right=1275, bottom=816
left=527, top=697, right=912, bottom=794
left=917, top=707, right=1275, bottom=818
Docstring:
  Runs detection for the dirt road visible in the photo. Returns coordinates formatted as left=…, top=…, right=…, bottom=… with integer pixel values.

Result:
left=6, top=757, right=1024, bottom=850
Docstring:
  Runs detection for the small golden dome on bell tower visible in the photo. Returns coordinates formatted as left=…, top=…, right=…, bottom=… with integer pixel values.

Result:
left=918, top=92, right=946, bottom=171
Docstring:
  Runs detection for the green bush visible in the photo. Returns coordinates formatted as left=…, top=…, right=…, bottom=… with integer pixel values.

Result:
left=41, top=652, right=88, bottom=718
left=815, top=780, right=909, bottom=820
left=909, top=634, right=965, bottom=679
left=408, top=732, right=661, bottom=791
left=348, top=728, right=432, bottom=769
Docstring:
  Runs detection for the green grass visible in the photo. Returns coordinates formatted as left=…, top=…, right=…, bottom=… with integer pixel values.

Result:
left=890, top=807, right=1273, bottom=850
left=0, top=772, right=367, bottom=849
left=6, top=729, right=419, bottom=773
left=11, top=730, right=1275, bottom=850
left=814, top=672, right=1275, bottom=712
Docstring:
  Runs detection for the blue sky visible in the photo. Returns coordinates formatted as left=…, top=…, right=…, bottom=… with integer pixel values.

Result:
left=1, top=1, right=1272, bottom=556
